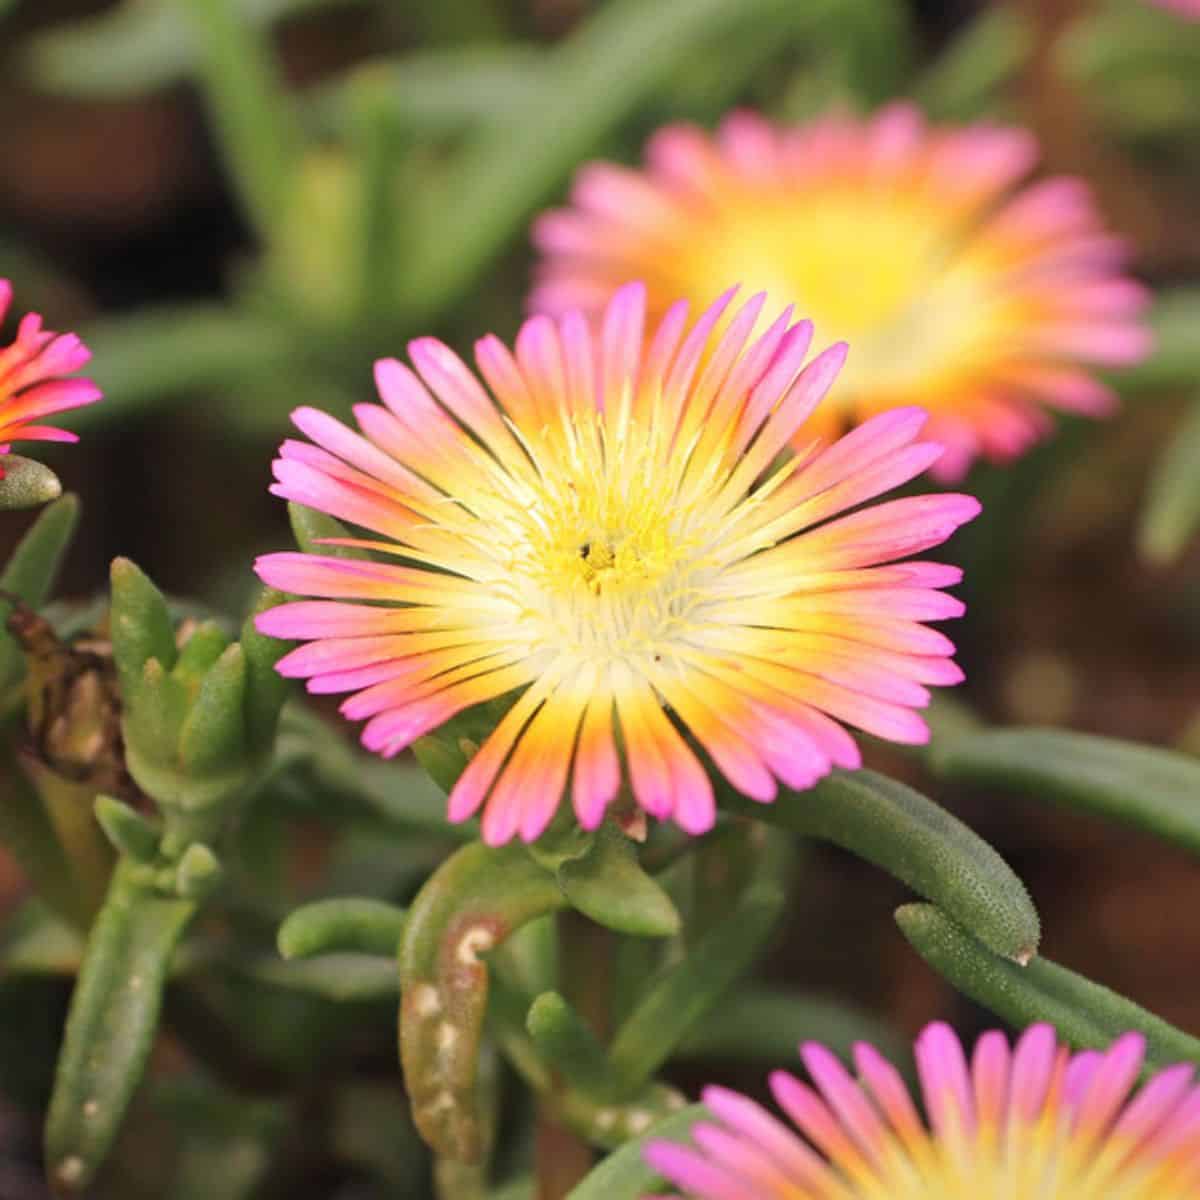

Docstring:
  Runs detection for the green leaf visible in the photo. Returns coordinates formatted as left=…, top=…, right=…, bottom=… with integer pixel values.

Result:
left=398, top=842, right=567, bottom=1162
left=24, top=0, right=361, bottom=98
left=277, top=705, right=474, bottom=839
left=71, top=306, right=295, bottom=428
left=916, top=6, right=1032, bottom=119
left=179, top=644, right=248, bottom=774
left=94, top=795, right=161, bottom=864
left=675, top=984, right=910, bottom=1069
left=177, top=0, right=302, bottom=242
left=526, top=991, right=618, bottom=1101
left=412, top=694, right=519, bottom=796
left=124, top=657, right=190, bottom=771
left=1115, top=288, right=1200, bottom=395
left=0, top=492, right=80, bottom=687
left=0, top=455, right=61, bottom=510
left=897, top=903, right=1200, bottom=1070
left=0, top=760, right=92, bottom=930
left=109, top=557, right=177, bottom=694
left=1059, top=1, right=1200, bottom=144
left=556, top=822, right=680, bottom=939
left=171, top=842, right=223, bottom=901
left=287, top=501, right=365, bottom=560
left=1139, top=393, right=1200, bottom=564
left=172, top=621, right=232, bottom=689
left=45, top=859, right=196, bottom=1192
left=832, top=0, right=912, bottom=106
left=402, top=0, right=855, bottom=320
left=277, top=897, right=407, bottom=960
left=316, top=49, right=544, bottom=139
left=240, top=588, right=292, bottom=754
left=345, top=70, right=407, bottom=320
left=723, top=769, right=1040, bottom=964
left=485, top=967, right=687, bottom=1150
left=607, top=878, right=785, bottom=1096
left=233, top=953, right=398, bottom=1003
left=565, top=1105, right=707, bottom=1200
left=931, top=726, right=1200, bottom=857
left=0, top=897, right=85, bottom=976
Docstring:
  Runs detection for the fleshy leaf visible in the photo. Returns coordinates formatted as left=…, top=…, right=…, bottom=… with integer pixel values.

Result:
left=723, top=769, right=1040, bottom=964
left=110, top=557, right=177, bottom=695
left=1139, top=392, right=1200, bottom=565
left=0, top=493, right=80, bottom=688
left=606, top=877, right=785, bottom=1096
left=564, top=1105, right=708, bottom=1200
left=556, top=822, right=680, bottom=939
left=398, top=842, right=566, bottom=1162
left=277, top=897, right=407, bottom=960
left=45, top=859, right=197, bottom=1192
left=0, top=455, right=62, bottom=510
left=898, top=903, right=1200, bottom=1070
left=931, top=726, right=1200, bottom=857
left=526, top=991, right=620, bottom=1101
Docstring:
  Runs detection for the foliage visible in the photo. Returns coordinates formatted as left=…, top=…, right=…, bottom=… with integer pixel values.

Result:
left=2, top=1, right=1200, bottom=1198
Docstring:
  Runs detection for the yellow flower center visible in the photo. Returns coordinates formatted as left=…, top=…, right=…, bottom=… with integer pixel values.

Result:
left=483, top=416, right=717, bottom=670
left=691, top=188, right=992, bottom=403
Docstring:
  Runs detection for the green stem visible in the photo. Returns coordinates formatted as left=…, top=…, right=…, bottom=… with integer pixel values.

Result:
left=534, top=910, right=605, bottom=1197
left=535, top=1103, right=593, bottom=1200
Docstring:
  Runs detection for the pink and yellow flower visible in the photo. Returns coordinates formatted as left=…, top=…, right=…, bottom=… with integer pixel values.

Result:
left=532, top=105, right=1152, bottom=479
left=0, top=279, right=101, bottom=474
left=645, top=1022, right=1200, bottom=1199
left=254, top=285, right=977, bottom=844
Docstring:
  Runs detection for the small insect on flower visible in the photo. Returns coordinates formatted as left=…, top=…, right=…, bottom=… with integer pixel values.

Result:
left=255, top=284, right=978, bottom=845
left=644, top=1022, right=1200, bottom=1199
left=531, top=105, right=1153, bottom=480
left=0, top=280, right=102, bottom=475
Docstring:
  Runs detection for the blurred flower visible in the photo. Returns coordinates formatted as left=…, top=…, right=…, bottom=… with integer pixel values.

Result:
left=1147, top=0, right=1200, bottom=18
left=255, top=284, right=977, bottom=844
left=532, top=105, right=1152, bottom=479
left=645, top=1021, right=1200, bottom=1199
left=0, top=280, right=101, bottom=475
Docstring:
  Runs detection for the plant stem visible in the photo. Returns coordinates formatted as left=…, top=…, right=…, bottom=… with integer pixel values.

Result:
left=534, top=909, right=611, bottom=1198
left=535, top=1103, right=593, bottom=1200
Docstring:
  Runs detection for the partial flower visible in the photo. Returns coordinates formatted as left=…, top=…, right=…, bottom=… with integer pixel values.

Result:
left=255, top=284, right=977, bottom=844
left=645, top=1021, right=1200, bottom=1199
left=1146, top=0, right=1200, bottom=18
left=0, top=280, right=101, bottom=474
left=532, top=105, right=1152, bottom=479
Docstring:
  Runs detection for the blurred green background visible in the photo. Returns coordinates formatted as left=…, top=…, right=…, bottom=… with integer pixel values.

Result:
left=2, top=1, right=1200, bottom=1196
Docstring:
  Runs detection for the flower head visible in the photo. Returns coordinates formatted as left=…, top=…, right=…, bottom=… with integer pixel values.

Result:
left=532, top=105, right=1152, bottom=479
left=1146, top=0, right=1200, bottom=18
left=255, top=285, right=977, bottom=844
left=645, top=1022, right=1200, bottom=1199
left=0, top=280, right=101, bottom=473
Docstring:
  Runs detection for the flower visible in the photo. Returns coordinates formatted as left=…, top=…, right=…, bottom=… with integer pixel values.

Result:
left=254, top=284, right=977, bottom=844
left=531, top=105, right=1152, bottom=480
left=0, top=280, right=101, bottom=474
left=644, top=1021, right=1200, bottom=1199
left=1146, top=0, right=1200, bottom=18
